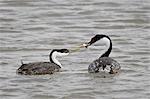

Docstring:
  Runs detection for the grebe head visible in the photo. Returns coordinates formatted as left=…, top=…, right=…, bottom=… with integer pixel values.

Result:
left=82, top=34, right=111, bottom=48
left=50, top=49, right=69, bottom=67
left=81, top=34, right=112, bottom=57
left=52, top=49, right=69, bottom=56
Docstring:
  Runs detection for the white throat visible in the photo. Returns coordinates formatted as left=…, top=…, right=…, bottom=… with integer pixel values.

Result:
left=51, top=51, right=69, bottom=67
left=52, top=52, right=62, bottom=67
left=100, top=37, right=110, bottom=54
left=101, top=37, right=110, bottom=49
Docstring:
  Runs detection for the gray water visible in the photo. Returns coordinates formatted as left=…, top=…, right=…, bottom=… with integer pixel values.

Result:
left=0, top=0, right=150, bottom=99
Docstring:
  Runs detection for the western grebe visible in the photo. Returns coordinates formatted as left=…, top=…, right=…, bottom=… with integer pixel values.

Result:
left=82, top=34, right=121, bottom=74
left=17, top=49, right=69, bottom=75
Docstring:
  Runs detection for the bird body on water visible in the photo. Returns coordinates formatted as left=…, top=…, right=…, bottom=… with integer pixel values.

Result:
left=82, top=34, right=121, bottom=74
left=17, top=49, right=69, bottom=75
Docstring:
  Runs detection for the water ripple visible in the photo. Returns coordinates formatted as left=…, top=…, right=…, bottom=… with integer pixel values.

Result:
left=0, top=0, right=150, bottom=99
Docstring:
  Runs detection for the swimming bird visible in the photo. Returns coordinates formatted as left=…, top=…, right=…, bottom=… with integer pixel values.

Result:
left=81, top=34, right=121, bottom=74
left=17, top=49, right=69, bottom=75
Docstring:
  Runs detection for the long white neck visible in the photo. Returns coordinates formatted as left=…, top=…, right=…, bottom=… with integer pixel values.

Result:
left=51, top=52, right=62, bottom=67
left=100, top=37, right=112, bottom=57
left=101, top=37, right=110, bottom=50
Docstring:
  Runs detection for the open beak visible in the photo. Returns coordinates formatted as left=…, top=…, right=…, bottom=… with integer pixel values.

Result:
left=80, top=43, right=90, bottom=48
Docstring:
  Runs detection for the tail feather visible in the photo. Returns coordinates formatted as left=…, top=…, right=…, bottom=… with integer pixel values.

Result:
left=21, top=60, right=24, bottom=65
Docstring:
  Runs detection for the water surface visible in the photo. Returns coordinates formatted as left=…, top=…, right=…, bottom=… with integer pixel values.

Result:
left=0, top=0, right=150, bottom=99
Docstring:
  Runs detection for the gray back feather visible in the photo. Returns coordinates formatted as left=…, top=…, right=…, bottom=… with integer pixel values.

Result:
left=17, top=62, right=60, bottom=75
left=88, top=57, right=120, bottom=73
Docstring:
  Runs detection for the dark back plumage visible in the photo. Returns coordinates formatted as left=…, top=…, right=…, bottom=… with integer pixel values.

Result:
left=17, top=62, right=60, bottom=75
left=88, top=57, right=120, bottom=73
left=17, top=49, right=69, bottom=75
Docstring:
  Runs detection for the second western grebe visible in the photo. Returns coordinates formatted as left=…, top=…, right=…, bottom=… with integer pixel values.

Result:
left=82, top=34, right=121, bottom=74
left=17, top=49, right=69, bottom=75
